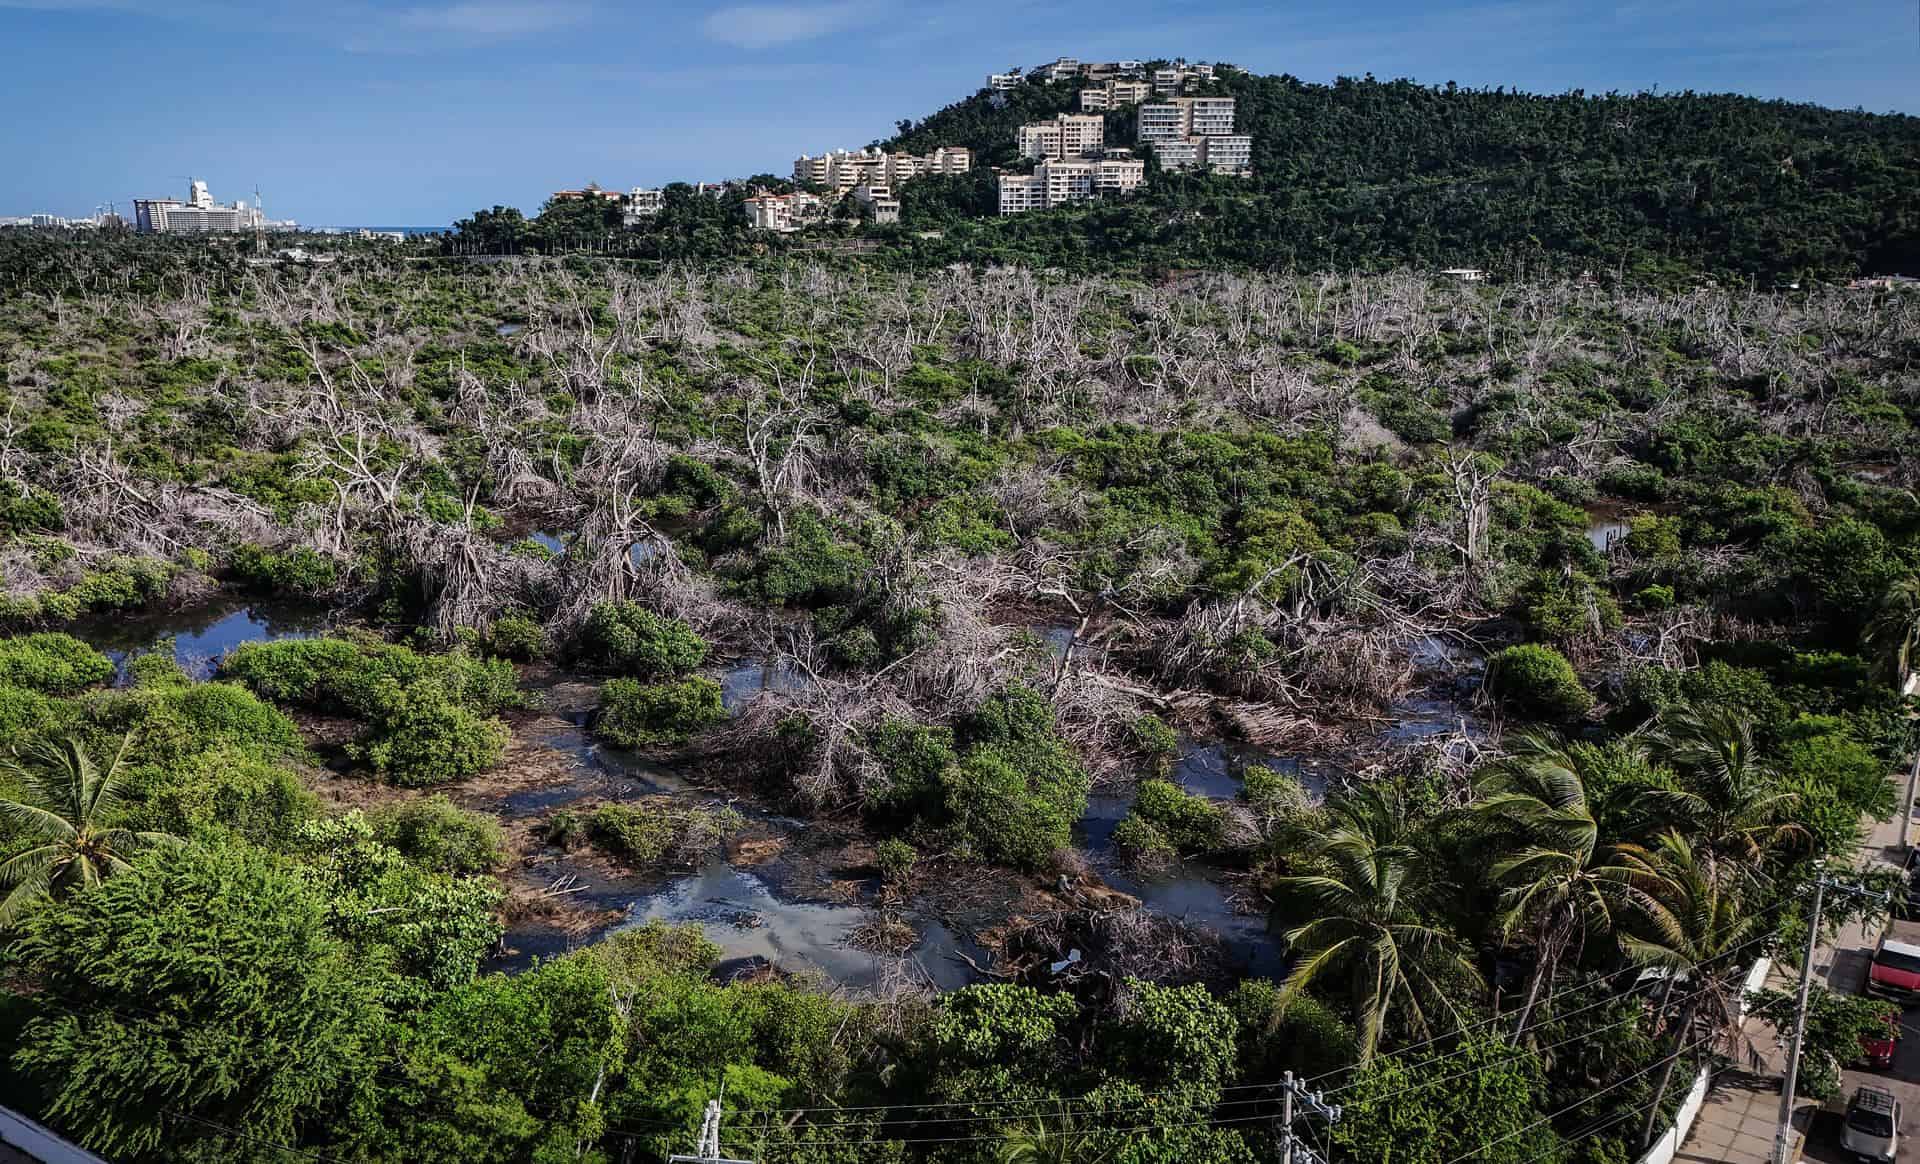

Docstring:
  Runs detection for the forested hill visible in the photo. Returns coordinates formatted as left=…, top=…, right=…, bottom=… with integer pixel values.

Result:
left=887, top=69, right=1920, bottom=280
left=448, top=65, right=1920, bottom=281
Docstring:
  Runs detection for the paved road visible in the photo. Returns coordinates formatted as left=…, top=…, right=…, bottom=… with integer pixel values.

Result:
left=1797, top=853, right=1920, bottom=1163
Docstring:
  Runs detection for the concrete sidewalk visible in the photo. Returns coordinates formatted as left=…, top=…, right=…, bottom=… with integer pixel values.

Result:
left=1675, top=1070, right=1804, bottom=1164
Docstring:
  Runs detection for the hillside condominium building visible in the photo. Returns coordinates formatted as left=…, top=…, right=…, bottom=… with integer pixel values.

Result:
left=1015, top=114, right=1106, bottom=161
left=1080, top=79, right=1153, bottom=111
left=793, top=146, right=972, bottom=195
left=744, top=190, right=825, bottom=232
left=997, top=157, right=1144, bottom=214
left=1148, top=134, right=1253, bottom=175
left=1137, top=97, right=1237, bottom=141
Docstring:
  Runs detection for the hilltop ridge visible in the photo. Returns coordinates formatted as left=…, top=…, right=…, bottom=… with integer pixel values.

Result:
left=459, top=58, right=1920, bottom=281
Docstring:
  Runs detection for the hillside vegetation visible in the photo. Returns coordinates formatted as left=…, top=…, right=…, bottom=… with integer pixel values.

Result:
left=891, top=70, right=1920, bottom=279
left=0, top=239, right=1915, bottom=1161
left=444, top=65, right=1920, bottom=282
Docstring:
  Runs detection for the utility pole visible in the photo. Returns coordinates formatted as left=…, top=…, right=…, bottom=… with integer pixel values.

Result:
left=667, top=1098, right=755, bottom=1164
left=1899, top=672, right=1918, bottom=849
left=1277, top=1071, right=1341, bottom=1164
left=1771, top=873, right=1889, bottom=1164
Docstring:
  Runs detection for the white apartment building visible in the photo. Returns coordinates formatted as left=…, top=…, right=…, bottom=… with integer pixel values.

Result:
left=794, top=147, right=971, bottom=195
left=988, top=70, right=1023, bottom=90
left=1149, top=139, right=1200, bottom=169
left=134, top=179, right=267, bottom=234
left=852, top=184, right=900, bottom=225
left=997, top=157, right=1144, bottom=214
left=1139, top=97, right=1237, bottom=140
left=623, top=188, right=665, bottom=226
left=1151, top=62, right=1219, bottom=96
left=1197, top=133, right=1251, bottom=175
left=1033, top=56, right=1080, bottom=82
left=1016, top=114, right=1105, bottom=160
left=744, top=191, right=824, bottom=233
left=1151, top=133, right=1252, bottom=175
left=997, top=173, right=1048, bottom=215
left=1080, top=79, right=1152, bottom=111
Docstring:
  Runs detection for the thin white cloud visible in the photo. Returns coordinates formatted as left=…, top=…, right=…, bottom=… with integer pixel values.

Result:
left=701, top=1, right=869, bottom=49
left=343, top=1, right=592, bottom=52
left=391, top=1, right=591, bottom=37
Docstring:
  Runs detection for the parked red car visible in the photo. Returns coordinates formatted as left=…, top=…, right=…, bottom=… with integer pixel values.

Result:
left=1859, top=1011, right=1900, bottom=1070
left=1867, top=920, right=1920, bottom=1002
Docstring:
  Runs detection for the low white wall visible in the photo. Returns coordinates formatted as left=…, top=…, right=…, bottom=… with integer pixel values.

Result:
left=1739, top=956, right=1774, bottom=1018
left=1635, top=955, right=1772, bottom=1164
left=1636, top=1065, right=1713, bottom=1164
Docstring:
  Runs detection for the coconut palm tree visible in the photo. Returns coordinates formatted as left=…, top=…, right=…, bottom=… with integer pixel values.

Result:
left=1863, top=575, right=1920, bottom=690
left=1614, top=831, right=1765, bottom=1149
left=1647, top=706, right=1806, bottom=873
left=1475, top=732, right=1643, bottom=1040
left=995, top=1105, right=1119, bottom=1164
left=0, top=733, right=182, bottom=925
left=1273, top=784, right=1483, bottom=1060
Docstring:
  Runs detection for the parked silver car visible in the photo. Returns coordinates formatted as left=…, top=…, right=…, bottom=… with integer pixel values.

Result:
left=1841, top=1085, right=1901, bottom=1163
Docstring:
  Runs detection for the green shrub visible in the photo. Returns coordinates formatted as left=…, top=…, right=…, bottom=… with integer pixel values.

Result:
left=1128, top=714, right=1178, bottom=774
left=227, top=544, right=338, bottom=596
left=0, top=633, right=112, bottom=694
left=1226, top=980, right=1360, bottom=1083
left=134, top=743, right=318, bottom=849
left=1633, top=584, right=1676, bottom=611
left=1111, top=815, right=1175, bottom=865
left=1488, top=644, right=1594, bottom=721
left=941, top=749, right=1079, bottom=871
left=220, top=638, right=366, bottom=709
left=586, top=800, right=742, bottom=869
left=486, top=614, right=544, bottom=661
left=0, top=481, right=64, bottom=536
left=863, top=717, right=957, bottom=820
left=127, top=651, right=190, bottom=689
left=368, top=795, right=507, bottom=874
left=1126, top=778, right=1226, bottom=852
left=874, top=838, right=918, bottom=884
left=938, top=685, right=1090, bottom=870
left=352, top=680, right=510, bottom=787
left=1621, top=659, right=1790, bottom=734
left=542, top=808, right=585, bottom=849
left=583, top=802, right=675, bottom=868
left=596, top=677, right=726, bottom=748
left=577, top=602, right=707, bottom=676
left=1242, top=765, right=1318, bottom=830
left=0, top=682, right=60, bottom=742
left=108, top=681, right=306, bottom=765
left=223, top=637, right=523, bottom=721
left=736, top=508, right=870, bottom=607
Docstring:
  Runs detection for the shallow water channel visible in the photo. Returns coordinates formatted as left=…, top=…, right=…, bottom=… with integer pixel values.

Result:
left=81, top=600, right=330, bottom=683
left=72, top=603, right=1486, bottom=994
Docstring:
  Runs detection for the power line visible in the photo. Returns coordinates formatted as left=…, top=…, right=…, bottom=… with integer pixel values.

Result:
left=743, top=947, right=1719, bottom=1124
left=1511, top=1103, right=1645, bottom=1164
left=1315, top=927, right=1778, bottom=1097
left=735, top=978, right=1717, bottom=1135
left=164, top=1112, right=353, bottom=1164
left=1440, top=1031, right=1718, bottom=1164
left=23, top=989, right=688, bottom=1140
left=1321, top=980, right=1722, bottom=1113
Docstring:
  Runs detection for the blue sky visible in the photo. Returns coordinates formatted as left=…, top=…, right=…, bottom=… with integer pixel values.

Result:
left=2, top=0, right=1915, bottom=225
